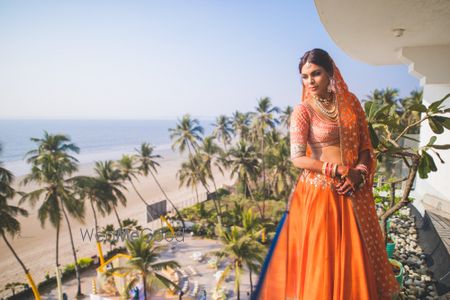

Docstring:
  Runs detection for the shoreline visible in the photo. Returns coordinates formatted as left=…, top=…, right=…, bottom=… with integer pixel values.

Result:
left=0, top=149, right=234, bottom=297
left=2, top=142, right=175, bottom=177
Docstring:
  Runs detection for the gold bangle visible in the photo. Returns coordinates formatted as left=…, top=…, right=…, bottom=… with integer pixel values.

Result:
left=322, top=162, right=327, bottom=176
left=332, top=163, right=338, bottom=178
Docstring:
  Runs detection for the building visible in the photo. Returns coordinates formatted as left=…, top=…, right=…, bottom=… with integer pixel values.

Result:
left=313, top=0, right=450, bottom=294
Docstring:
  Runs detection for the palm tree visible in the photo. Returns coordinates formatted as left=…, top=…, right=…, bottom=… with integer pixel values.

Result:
left=240, top=209, right=265, bottom=294
left=252, top=97, right=280, bottom=198
left=0, top=154, right=41, bottom=300
left=108, top=234, right=180, bottom=299
left=215, top=226, right=265, bottom=300
left=400, top=89, right=423, bottom=134
left=94, top=161, right=127, bottom=228
left=266, top=137, right=298, bottom=199
left=169, top=114, right=204, bottom=156
left=227, top=140, right=262, bottom=215
left=197, top=136, right=225, bottom=226
left=117, top=154, right=148, bottom=205
left=99, top=224, right=117, bottom=252
left=21, top=132, right=84, bottom=297
left=280, top=105, right=293, bottom=131
left=176, top=158, right=202, bottom=203
left=199, top=137, right=225, bottom=190
left=135, top=143, right=186, bottom=230
left=212, top=115, right=234, bottom=151
left=364, top=87, right=400, bottom=107
left=231, top=111, right=251, bottom=141
left=71, top=175, right=114, bottom=265
left=170, top=114, right=204, bottom=203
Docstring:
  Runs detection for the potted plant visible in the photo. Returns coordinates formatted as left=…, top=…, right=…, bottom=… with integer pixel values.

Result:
left=385, top=235, right=396, bottom=259
left=365, top=92, right=450, bottom=288
left=374, top=180, right=400, bottom=258
left=389, top=258, right=404, bottom=288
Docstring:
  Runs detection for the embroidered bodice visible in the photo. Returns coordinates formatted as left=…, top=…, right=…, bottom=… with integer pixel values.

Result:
left=290, top=102, right=340, bottom=159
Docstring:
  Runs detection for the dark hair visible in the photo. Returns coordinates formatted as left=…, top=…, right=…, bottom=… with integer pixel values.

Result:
left=299, top=48, right=334, bottom=76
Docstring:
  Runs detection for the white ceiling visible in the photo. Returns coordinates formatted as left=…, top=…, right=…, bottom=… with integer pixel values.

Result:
left=314, top=0, right=450, bottom=65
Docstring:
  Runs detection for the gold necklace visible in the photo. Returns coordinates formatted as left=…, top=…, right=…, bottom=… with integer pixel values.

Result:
left=313, top=94, right=338, bottom=120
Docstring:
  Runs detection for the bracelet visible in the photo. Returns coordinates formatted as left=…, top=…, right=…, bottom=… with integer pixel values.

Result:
left=323, top=162, right=339, bottom=178
left=332, top=163, right=338, bottom=178
left=358, top=172, right=367, bottom=189
left=322, top=162, right=328, bottom=176
left=326, top=163, right=332, bottom=177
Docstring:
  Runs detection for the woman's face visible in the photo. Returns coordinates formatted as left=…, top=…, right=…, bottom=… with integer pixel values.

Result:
left=301, top=62, right=330, bottom=98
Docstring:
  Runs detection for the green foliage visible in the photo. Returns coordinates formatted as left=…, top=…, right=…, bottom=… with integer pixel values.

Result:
left=78, top=257, right=93, bottom=268
left=373, top=182, right=400, bottom=217
left=215, top=224, right=266, bottom=298
left=62, top=257, right=94, bottom=274
left=215, top=188, right=231, bottom=199
left=365, top=91, right=450, bottom=180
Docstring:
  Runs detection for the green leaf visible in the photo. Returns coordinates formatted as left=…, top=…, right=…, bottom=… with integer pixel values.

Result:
left=429, top=117, right=444, bottom=134
left=418, top=155, right=429, bottom=179
left=368, top=102, right=389, bottom=122
left=409, top=103, right=427, bottom=113
left=433, top=116, right=450, bottom=130
left=423, top=151, right=437, bottom=172
left=364, top=101, right=373, bottom=115
left=384, top=120, right=400, bottom=129
left=389, top=104, right=397, bottom=117
left=427, top=136, right=437, bottom=146
left=429, top=93, right=450, bottom=112
left=430, top=144, right=450, bottom=150
left=368, top=123, right=380, bottom=148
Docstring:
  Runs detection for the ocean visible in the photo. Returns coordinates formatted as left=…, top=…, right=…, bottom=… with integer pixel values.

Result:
left=0, top=119, right=214, bottom=176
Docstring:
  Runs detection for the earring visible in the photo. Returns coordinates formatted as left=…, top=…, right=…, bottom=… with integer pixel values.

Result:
left=327, top=77, right=334, bottom=93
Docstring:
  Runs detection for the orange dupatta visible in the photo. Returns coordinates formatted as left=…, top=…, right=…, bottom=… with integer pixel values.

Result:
left=304, top=61, right=401, bottom=298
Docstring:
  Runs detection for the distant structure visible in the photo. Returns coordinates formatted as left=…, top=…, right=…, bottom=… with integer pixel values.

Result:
left=147, top=200, right=167, bottom=223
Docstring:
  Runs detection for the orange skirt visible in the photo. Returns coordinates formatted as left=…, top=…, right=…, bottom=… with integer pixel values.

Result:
left=255, top=171, right=382, bottom=300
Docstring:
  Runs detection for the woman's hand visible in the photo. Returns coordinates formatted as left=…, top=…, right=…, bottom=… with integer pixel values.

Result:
left=335, top=168, right=363, bottom=196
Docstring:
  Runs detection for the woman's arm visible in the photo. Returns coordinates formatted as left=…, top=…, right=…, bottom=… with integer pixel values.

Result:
left=291, top=156, right=326, bottom=173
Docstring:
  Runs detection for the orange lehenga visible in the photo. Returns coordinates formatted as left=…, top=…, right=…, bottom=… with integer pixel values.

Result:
left=252, top=61, right=400, bottom=300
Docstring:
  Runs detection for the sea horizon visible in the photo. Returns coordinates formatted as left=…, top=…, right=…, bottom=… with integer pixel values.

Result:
left=0, top=118, right=215, bottom=176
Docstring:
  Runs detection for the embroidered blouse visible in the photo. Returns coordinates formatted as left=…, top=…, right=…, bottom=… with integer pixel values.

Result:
left=290, top=102, right=340, bottom=160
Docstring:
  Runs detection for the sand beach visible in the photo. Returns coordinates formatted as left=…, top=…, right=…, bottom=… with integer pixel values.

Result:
left=0, top=150, right=234, bottom=298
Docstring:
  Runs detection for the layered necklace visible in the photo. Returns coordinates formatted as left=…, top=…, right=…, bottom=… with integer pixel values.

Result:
left=313, top=93, right=338, bottom=121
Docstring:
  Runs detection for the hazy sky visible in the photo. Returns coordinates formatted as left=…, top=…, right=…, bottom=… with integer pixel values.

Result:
left=0, top=1, right=419, bottom=119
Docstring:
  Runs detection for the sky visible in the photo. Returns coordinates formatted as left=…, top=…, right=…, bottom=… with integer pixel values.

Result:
left=0, top=0, right=420, bottom=120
